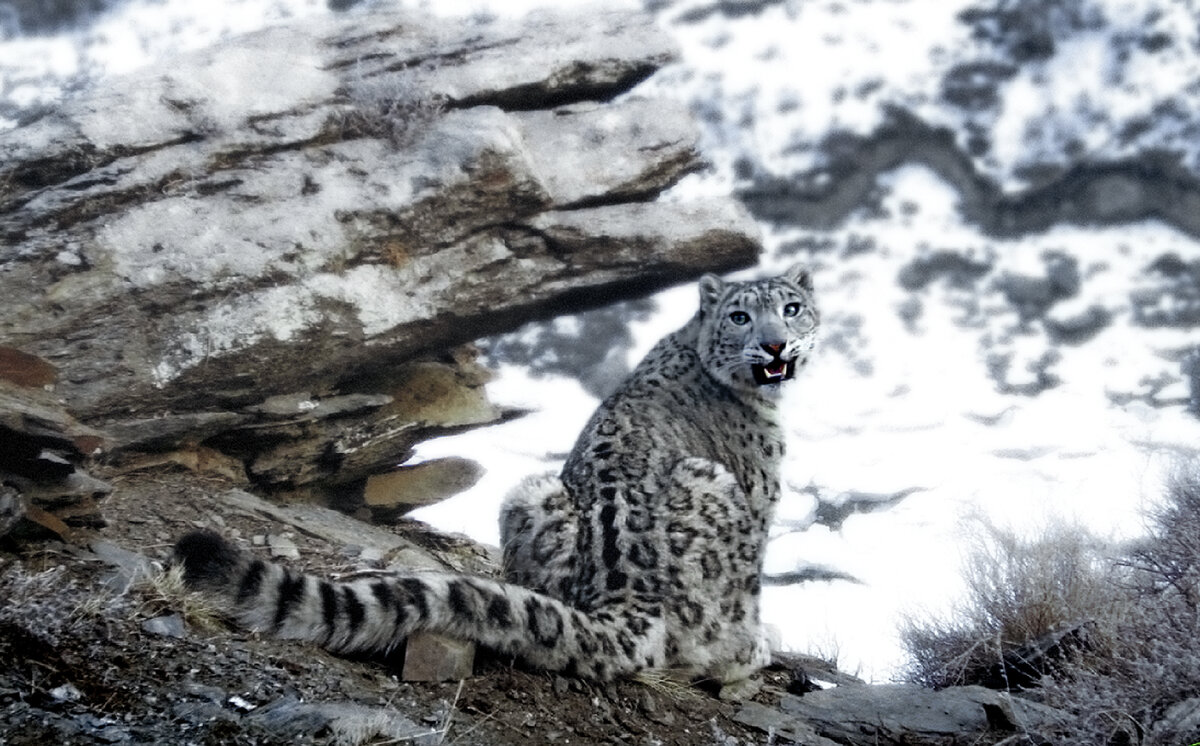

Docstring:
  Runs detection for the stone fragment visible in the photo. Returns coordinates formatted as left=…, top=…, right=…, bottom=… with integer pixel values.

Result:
left=224, top=355, right=510, bottom=493
left=0, top=381, right=111, bottom=537
left=249, top=393, right=393, bottom=420
left=402, top=633, right=476, bottom=682
left=103, top=412, right=248, bottom=454
left=0, top=347, right=56, bottom=389
left=267, top=534, right=300, bottom=560
left=0, top=381, right=106, bottom=458
left=49, top=683, right=83, bottom=703
left=142, top=615, right=186, bottom=639
left=364, top=458, right=484, bottom=520
left=17, top=470, right=113, bottom=508
left=0, top=484, right=22, bottom=535
left=0, top=490, right=75, bottom=543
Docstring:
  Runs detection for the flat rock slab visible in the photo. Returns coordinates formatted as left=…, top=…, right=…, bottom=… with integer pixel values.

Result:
left=210, top=487, right=494, bottom=576
left=365, top=457, right=485, bottom=520
left=752, top=683, right=1065, bottom=746
left=0, top=7, right=758, bottom=424
left=732, top=701, right=842, bottom=746
left=402, top=633, right=476, bottom=683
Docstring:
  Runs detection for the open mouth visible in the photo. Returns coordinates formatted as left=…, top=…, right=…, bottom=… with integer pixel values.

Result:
left=750, top=359, right=796, bottom=386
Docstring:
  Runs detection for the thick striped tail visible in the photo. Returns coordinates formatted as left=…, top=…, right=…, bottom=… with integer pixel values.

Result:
left=172, top=530, right=661, bottom=681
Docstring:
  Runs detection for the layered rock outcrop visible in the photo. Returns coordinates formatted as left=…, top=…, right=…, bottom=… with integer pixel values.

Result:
left=0, top=7, right=759, bottom=513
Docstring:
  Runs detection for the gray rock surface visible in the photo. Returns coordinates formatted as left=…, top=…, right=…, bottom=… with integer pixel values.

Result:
left=0, top=6, right=759, bottom=503
left=140, top=614, right=186, bottom=639
left=364, top=457, right=485, bottom=521
left=761, top=683, right=1063, bottom=746
left=0, top=376, right=111, bottom=541
left=0, top=8, right=754, bottom=424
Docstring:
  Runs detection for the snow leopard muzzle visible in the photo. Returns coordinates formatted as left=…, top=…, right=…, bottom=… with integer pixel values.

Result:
left=751, top=344, right=796, bottom=386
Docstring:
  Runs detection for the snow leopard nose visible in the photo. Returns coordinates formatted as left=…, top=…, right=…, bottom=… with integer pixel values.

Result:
left=761, top=342, right=785, bottom=357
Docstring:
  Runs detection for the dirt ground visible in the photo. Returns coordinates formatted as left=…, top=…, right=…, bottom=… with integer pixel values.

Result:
left=0, top=465, right=810, bottom=745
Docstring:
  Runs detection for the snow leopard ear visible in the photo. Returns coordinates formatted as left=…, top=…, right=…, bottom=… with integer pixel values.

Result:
left=698, top=273, right=725, bottom=308
left=783, top=263, right=813, bottom=293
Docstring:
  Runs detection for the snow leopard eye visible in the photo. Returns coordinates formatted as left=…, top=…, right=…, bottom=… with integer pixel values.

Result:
left=783, top=302, right=801, bottom=318
left=729, top=311, right=751, bottom=326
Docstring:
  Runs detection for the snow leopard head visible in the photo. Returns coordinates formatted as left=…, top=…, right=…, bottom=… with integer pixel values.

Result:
left=696, top=263, right=819, bottom=395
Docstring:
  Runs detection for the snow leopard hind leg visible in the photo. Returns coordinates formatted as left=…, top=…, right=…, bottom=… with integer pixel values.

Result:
left=659, top=457, right=773, bottom=686
left=496, top=460, right=774, bottom=686
left=498, top=473, right=578, bottom=602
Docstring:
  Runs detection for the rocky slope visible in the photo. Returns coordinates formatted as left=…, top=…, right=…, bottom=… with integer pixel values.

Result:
left=2, top=465, right=1070, bottom=745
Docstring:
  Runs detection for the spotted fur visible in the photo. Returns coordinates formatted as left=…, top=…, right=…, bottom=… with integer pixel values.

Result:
left=174, top=264, right=819, bottom=684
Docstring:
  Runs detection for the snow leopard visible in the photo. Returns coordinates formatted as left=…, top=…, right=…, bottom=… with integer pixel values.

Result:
left=173, top=263, right=819, bottom=685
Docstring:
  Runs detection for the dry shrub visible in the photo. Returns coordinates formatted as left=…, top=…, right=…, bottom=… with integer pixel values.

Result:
left=1040, top=468, right=1200, bottom=746
left=899, top=517, right=1118, bottom=690
left=140, top=563, right=226, bottom=632
left=334, top=66, right=446, bottom=150
left=901, top=466, right=1200, bottom=745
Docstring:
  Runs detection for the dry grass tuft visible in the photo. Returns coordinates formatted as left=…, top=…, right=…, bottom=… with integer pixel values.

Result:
left=902, top=465, right=1200, bottom=745
left=334, top=67, right=446, bottom=151
left=135, top=564, right=227, bottom=632
left=900, top=517, right=1117, bottom=690
left=632, top=669, right=704, bottom=702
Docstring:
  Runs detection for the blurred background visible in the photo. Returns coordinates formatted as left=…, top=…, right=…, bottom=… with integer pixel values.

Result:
left=6, top=0, right=1200, bottom=681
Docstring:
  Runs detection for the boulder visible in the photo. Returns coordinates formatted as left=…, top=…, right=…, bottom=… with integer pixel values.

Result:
left=0, top=8, right=756, bottom=423
left=0, top=7, right=760, bottom=506
left=364, top=457, right=485, bottom=522
left=0, top=375, right=110, bottom=540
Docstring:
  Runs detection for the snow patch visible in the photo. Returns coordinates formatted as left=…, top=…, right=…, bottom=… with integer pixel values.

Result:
left=152, top=285, right=320, bottom=387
